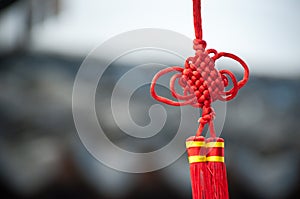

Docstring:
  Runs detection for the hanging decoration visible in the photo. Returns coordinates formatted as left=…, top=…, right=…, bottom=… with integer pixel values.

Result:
left=150, top=0, right=249, bottom=198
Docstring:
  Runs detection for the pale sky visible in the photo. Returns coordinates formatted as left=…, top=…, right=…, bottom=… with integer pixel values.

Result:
left=27, top=0, right=300, bottom=76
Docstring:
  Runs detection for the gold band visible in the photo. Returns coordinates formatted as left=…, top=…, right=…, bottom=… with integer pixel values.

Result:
left=206, top=156, right=224, bottom=162
left=186, top=141, right=205, bottom=148
left=206, top=142, right=224, bottom=148
left=188, top=155, right=206, bottom=163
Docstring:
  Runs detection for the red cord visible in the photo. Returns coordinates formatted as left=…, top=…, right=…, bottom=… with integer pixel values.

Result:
left=150, top=0, right=249, bottom=136
left=193, top=0, right=203, bottom=40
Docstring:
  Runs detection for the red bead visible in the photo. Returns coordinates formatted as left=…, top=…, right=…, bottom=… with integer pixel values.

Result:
left=191, top=76, right=197, bottom=82
left=199, top=78, right=204, bottom=84
left=211, top=70, right=217, bottom=77
left=211, top=81, right=216, bottom=89
left=205, top=67, right=210, bottom=73
left=199, top=85, right=205, bottom=92
left=183, top=69, right=189, bottom=76
left=190, top=63, right=196, bottom=70
left=193, top=71, right=200, bottom=78
left=191, top=86, right=197, bottom=91
left=200, top=62, right=206, bottom=69
left=205, top=57, right=210, bottom=63
left=207, top=77, right=212, bottom=83
left=204, top=100, right=210, bottom=106
left=204, top=90, right=210, bottom=98
left=199, top=95, right=205, bottom=102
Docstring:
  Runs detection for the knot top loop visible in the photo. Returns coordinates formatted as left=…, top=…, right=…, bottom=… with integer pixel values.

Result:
left=193, top=39, right=207, bottom=50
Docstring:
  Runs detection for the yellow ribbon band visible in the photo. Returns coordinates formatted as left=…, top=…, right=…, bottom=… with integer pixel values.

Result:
left=206, top=156, right=225, bottom=162
left=206, top=142, right=224, bottom=148
left=188, top=155, right=206, bottom=163
left=186, top=141, right=205, bottom=148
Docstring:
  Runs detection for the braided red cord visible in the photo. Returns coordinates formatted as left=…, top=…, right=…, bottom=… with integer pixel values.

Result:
left=193, top=0, right=203, bottom=40
left=150, top=0, right=249, bottom=137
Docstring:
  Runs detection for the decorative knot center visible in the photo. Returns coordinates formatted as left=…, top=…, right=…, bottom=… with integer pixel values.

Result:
left=150, top=39, right=249, bottom=136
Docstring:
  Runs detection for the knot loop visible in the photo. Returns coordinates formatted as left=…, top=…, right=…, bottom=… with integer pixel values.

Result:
left=150, top=39, right=249, bottom=136
left=193, top=39, right=207, bottom=50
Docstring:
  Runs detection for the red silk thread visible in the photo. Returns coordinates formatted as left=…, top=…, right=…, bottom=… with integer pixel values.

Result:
left=150, top=0, right=249, bottom=137
left=186, top=136, right=208, bottom=199
left=206, top=137, right=229, bottom=199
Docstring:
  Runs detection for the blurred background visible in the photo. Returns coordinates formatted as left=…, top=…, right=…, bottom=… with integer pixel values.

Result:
left=0, top=0, right=300, bottom=199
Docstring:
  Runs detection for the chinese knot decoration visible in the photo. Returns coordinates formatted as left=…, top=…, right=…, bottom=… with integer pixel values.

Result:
left=150, top=2, right=249, bottom=137
left=150, top=0, right=249, bottom=199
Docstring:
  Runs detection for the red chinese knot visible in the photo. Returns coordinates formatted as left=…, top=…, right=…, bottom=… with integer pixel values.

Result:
left=150, top=0, right=249, bottom=137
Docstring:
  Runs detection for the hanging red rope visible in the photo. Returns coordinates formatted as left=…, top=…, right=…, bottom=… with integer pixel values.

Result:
left=150, top=0, right=249, bottom=199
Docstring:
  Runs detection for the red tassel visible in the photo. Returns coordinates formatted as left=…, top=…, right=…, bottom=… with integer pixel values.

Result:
left=206, top=137, right=229, bottom=199
left=186, top=136, right=208, bottom=199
